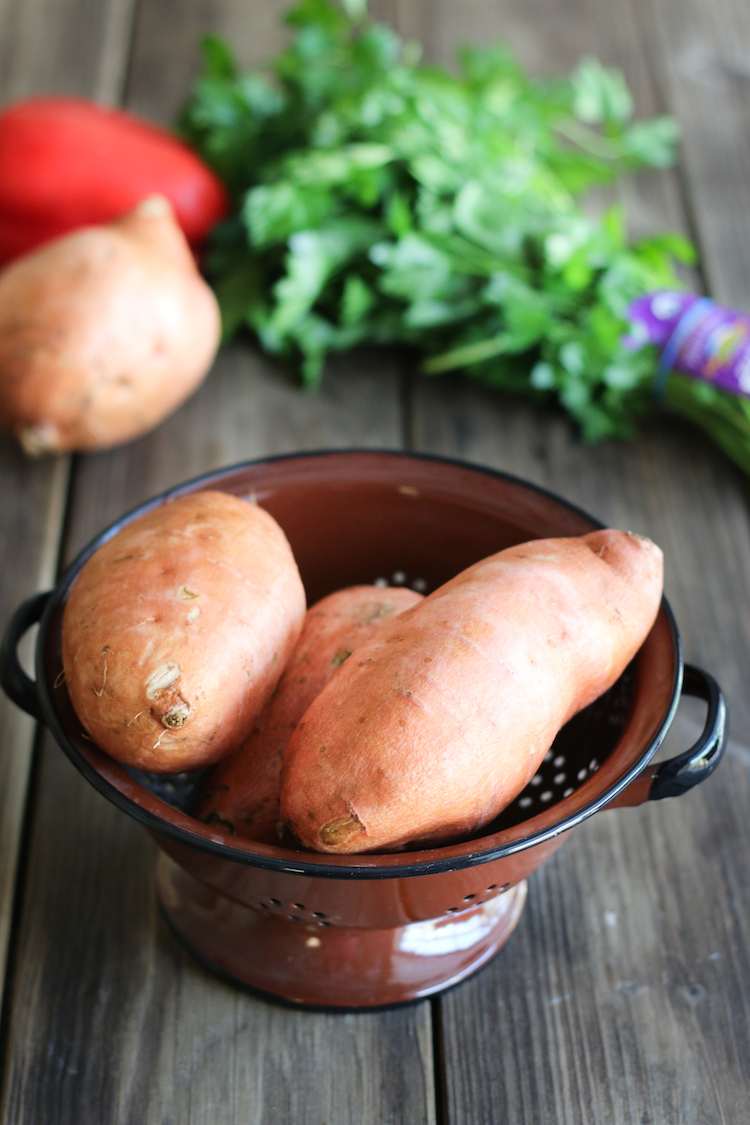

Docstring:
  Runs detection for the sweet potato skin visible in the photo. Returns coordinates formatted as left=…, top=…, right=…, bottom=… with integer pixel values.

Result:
left=0, top=196, right=220, bottom=455
left=197, top=585, right=423, bottom=843
left=62, top=490, right=306, bottom=772
left=280, top=530, right=663, bottom=853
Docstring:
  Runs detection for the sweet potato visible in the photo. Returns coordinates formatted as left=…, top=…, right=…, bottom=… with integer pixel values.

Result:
left=0, top=196, right=220, bottom=455
left=197, top=585, right=423, bottom=843
left=280, top=529, right=663, bottom=853
left=62, top=490, right=306, bottom=773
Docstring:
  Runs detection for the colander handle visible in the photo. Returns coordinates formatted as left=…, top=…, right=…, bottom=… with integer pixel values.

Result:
left=609, top=664, right=727, bottom=807
left=0, top=591, right=51, bottom=723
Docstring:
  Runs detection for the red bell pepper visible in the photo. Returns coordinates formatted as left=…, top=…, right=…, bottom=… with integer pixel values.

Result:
left=0, top=97, right=229, bottom=265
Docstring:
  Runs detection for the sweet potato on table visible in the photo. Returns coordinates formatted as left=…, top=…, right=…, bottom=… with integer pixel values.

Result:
left=280, top=530, right=664, bottom=853
left=197, top=585, right=423, bottom=843
left=62, top=491, right=306, bottom=773
left=0, top=196, right=220, bottom=455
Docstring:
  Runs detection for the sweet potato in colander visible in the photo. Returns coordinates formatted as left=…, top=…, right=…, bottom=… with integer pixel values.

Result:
left=62, top=491, right=306, bottom=772
left=197, top=584, right=423, bottom=843
left=280, top=529, right=663, bottom=853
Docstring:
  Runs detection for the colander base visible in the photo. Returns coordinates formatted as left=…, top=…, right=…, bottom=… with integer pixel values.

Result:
left=156, top=853, right=528, bottom=1008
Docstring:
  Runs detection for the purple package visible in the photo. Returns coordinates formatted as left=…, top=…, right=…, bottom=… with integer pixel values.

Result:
left=626, top=291, right=750, bottom=398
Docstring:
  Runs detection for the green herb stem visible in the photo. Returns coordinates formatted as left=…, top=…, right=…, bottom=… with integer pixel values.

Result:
left=177, top=0, right=750, bottom=478
left=422, top=335, right=514, bottom=374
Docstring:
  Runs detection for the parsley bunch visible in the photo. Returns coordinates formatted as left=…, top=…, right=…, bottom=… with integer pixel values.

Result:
left=179, top=0, right=750, bottom=467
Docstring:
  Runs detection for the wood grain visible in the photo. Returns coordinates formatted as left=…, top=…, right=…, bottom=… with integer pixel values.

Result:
left=0, top=452, right=68, bottom=1012
left=0, top=0, right=140, bottom=1023
left=0, top=3, right=435, bottom=1122
left=126, top=0, right=291, bottom=125
left=636, top=0, right=750, bottom=305
left=439, top=726, right=750, bottom=1124
left=0, top=0, right=136, bottom=102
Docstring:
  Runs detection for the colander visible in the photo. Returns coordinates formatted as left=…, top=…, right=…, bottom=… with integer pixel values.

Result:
left=1, top=451, right=726, bottom=1009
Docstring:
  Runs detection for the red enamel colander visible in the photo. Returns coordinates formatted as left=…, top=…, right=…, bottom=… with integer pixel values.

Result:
left=1, top=451, right=726, bottom=1009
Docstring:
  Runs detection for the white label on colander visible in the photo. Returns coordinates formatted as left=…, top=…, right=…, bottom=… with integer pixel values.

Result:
left=398, top=894, right=510, bottom=957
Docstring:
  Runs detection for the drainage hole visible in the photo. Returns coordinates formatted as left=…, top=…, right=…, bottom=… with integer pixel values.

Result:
left=292, top=903, right=306, bottom=910
left=311, top=911, right=326, bottom=919
left=269, top=898, right=282, bottom=906
left=463, top=893, right=476, bottom=902
left=446, top=907, right=459, bottom=913
left=486, top=884, right=497, bottom=891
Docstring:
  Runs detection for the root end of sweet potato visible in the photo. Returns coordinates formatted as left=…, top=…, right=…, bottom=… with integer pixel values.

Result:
left=318, top=813, right=364, bottom=847
left=17, top=423, right=58, bottom=457
left=160, top=701, right=191, bottom=728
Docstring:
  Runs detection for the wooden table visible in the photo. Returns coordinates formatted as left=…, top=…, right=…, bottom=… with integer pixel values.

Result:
left=1, top=0, right=749, bottom=1120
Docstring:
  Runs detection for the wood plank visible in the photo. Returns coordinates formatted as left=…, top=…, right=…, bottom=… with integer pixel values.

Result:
left=0, top=2, right=436, bottom=1119
left=635, top=0, right=750, bottom=305
left=125, top=0, right=291, bottom=125
left=0, top=0, right=135, bottom=102
left=402, top=0, right=750, bottom=1121
left=0, top=0, right=141, bottom=1023
left=438, top=720, right=750, bottom=1124
left=0, top=453, right=68, bottom=1008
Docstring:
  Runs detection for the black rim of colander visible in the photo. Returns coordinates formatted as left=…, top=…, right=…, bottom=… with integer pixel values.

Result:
left=36, top=448, right=682, bottom=880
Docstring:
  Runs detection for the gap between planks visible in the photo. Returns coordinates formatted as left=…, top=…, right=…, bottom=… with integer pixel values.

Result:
left=0, top=455, right=70, bottom=1009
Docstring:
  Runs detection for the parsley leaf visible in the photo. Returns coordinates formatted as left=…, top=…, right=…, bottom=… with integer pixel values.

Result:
left=178, top=0, right=750, bottom=473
